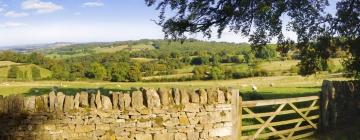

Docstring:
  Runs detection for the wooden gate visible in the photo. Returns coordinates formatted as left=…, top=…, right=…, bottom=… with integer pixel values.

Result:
left=235, top=96, right=320, bottom=140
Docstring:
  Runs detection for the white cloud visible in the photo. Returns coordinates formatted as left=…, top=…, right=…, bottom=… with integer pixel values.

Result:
left=4, top=11, right=29, bottom=17
left=82, top=1, right=104, bottom=7
left=0, top=8, right=4, bottom=12
left=21, top=0, right=63, bottom=14
left=0, top=22, right=27, bottom=28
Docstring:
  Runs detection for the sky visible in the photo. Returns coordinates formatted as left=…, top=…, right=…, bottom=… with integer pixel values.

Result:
left=0, top=0, right=338, bottom=47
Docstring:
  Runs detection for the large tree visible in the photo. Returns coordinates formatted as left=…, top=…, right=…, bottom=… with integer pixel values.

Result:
left=146, top=0, right=360, bottom=77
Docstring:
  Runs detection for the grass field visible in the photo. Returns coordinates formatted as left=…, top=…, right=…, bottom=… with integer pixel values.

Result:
left=0, top=75, right=349, bottom=98
left=0, top=62, right=52, bottom=80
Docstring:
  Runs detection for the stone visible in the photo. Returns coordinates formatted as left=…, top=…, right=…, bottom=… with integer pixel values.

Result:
left=35, top=96, right=46, bottom=112
left=55, top=92, right=65, bottom=112
left=154, top=133, right=174, bottom=140
left=64, top=96, right=74, bottom=112
left=145, top=88, right=161, bottom=108
left=198, top=89, right=207, bottom=104
left=95, top=91, right=102, bottom=109
left=79, top=91, right=89, bottom=107
left=217, top=89, right=225, bottom=104
left=24, top=96, right=35, bottom=112
left=180, top=89, right=189, bottom=105
left=184, top=104, right=200, bottom=113
left=158, top=88, right=172, bottom=105
left=90, top=93, right=96, bottom=109
left=172, top=88, right=181, bottom=105
left=0, top=95, right=3, bottom=113
left=74, top=93, right=80, bottom=109
left=41, top=94, right=49, bottom=111
left=174, top=133, right=187, bottom=140
left=187, top=132, right=199, bottom=140
left=225, top=91, right=232, bottom=103
left=209, top=127, right=232, bottom=137
left=179, top=114, right=190, bottom=126
left=101, top=95, right=112, bottom=110
left=135, top=134, right=152, bottom=140
left=49, top=91, right=56, bottom=112
left=112, top=93, right=119, bottom=109
left=131, top=91, right=144, bottom=109
left=118, top=93, right=125, bottom=110
left=207, top=89, right=217, bottom=104
left=189, top=91, right=200, bottom=103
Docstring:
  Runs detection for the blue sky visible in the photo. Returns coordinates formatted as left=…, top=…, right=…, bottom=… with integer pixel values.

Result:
left=0, top=0, right=338, bottom=47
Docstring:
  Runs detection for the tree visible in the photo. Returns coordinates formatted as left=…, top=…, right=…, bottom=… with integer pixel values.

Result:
left=127, top=64, right=142, bottom=82
left=8, top=66, right=20, bottom=79
left=86, top=62, right=107, bottom=80
left=209, top=66, right=224, bottom=80
left=31, top=66, right=41, bottom=80
left=277, top=33, right=295, bottom=58
left=146, top=0, right=360, bottom=77
left=192, top=66, right=209, bottom=80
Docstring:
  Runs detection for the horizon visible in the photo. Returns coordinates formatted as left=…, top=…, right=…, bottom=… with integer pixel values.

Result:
left=0, top=0, right=337, bottom=47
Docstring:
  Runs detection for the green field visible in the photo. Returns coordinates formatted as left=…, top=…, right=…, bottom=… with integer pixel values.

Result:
left=0, top=75, right=349, bottom=98
left=0, top=61, right=52, bottom=81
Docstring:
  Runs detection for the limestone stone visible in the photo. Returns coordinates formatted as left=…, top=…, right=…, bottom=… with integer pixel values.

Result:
left=184, top=103, right=200, bottom=113
left=209, top=127, right=232, bottom=137
left=101, top=95, right=112, bottom=110
left=74, top=93, right=80, bottom=109
left=90, top=93, right=96, bottom=109
left=95, top=91, right=102, bottom=109
left=0, top=95, right=3, bottom=113
left=124, top=94, right=131, bottom=109
left=154, top=133, right=174, bottom=140
left=80, top=91, right=89, bottom=107
left=96, top=124, right=110, bottom=130
left=131, top=91, right=144, bottom=109
left=24, top=96, right=35, bottom=112
left=187, top=132, right=199, bottom=140
left=136, top=121, right=152, bottom=128
left=217, top=89, right=225, bottom=103
left=119, top=93, right=125, bottom=110
left=158, top=88, right=172, bottom=105
left=35, top=96, right=45, bottom=112
left=145, top=88, right=161, bottom=108
left=225, top=91, right=232, bottom=103
left=49, top=91, right=56, bottom=112
left=163, top=118, right=179, bottom=127
left=135, top=134, right=152, bottom=140
left=189, top=91, right=200, bottom=103
left=41, top=94, right=49, bottom=111
left=174, top=133, right=187, bottom=140
left=207, top=89, right=217, bottom=104
left=179, top=114, right=190, bottom=126
left=198, top=89, right=208, bottom=104
left=64, top=96, right=74, bottom=112
left=55, top=92, right=65, bottom=112
left=172, top=88, right=181, bottom=105
left=112, top=93, right=119, bottom=109
left=180, top=89, right=189, bottom=105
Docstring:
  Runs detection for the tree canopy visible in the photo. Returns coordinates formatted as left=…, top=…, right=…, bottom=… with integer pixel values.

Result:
left=146, top=0, right=360, bottom=77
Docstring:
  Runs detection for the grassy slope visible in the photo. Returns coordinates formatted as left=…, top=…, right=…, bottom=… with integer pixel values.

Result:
left=0, top=61, right=52, bottom=80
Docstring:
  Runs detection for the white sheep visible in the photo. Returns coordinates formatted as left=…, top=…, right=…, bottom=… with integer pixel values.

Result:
left=252, top=84, right=258, bottom=92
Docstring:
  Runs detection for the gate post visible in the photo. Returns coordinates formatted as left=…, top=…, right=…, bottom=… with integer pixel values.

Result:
left=231, top=88, right=241, bottom=140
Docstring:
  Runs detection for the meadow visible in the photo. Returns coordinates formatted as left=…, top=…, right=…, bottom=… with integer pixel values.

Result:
left=0, top=75, right=349, bottom=99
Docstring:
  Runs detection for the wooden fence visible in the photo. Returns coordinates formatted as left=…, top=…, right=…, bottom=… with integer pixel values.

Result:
left=232, top=92, right=320, bottom=140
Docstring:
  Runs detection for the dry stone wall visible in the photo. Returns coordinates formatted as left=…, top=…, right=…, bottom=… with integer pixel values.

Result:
left=320, top=80, right=360, bottom=131
left=0, top=87, right=235, bottom=140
